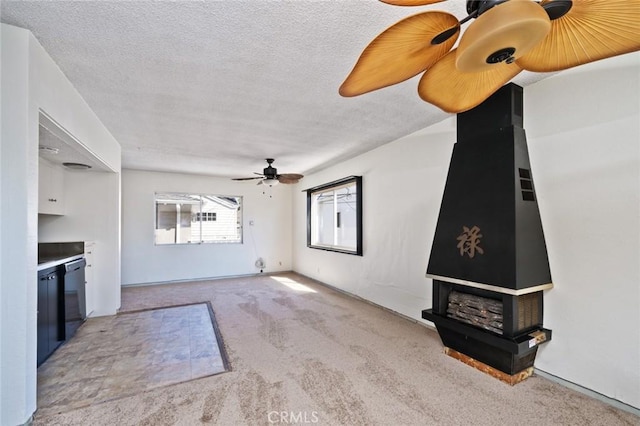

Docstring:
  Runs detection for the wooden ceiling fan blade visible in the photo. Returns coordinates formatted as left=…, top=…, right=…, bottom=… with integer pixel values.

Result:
left=517, top=0, right=640, bottom=72
left=278, top=173, right=304, bottom=184
left=339, top=11, right=459, bottom=97
left=379, top=0, right=446, bottom=6
left=232, top=176, right=264, bottom=181
left=418, top=49, right=522, bottom=113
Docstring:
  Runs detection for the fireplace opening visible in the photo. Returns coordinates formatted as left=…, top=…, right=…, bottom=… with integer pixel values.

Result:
left=424, top=279, right=551, bottom=383
left=433, top=280, right=546, bottom=337
left=446, top=290, right=544, bottom=337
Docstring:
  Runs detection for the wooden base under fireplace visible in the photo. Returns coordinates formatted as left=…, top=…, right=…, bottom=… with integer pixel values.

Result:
left=445, top=347, right=534, bottom=385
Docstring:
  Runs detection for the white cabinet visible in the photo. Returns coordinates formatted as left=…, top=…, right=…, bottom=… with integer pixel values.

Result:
left=84, top=241, right=96, bottom=317
left=38, top=158, right=65, bottom=215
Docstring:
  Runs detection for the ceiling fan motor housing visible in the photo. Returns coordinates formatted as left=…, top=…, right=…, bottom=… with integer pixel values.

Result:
left=467, top=0, right=574, bottom=20
left=541, top=0, right=573, bottom=20
left=263, top=158, right=277, bottom=178
left=466, top=0, right=508, bottom=16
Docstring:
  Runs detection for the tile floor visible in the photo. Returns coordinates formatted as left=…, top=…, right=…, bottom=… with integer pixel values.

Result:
left=36, top=303, right=228, bottom=414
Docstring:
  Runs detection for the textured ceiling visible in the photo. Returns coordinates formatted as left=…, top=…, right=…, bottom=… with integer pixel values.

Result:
left=2, top=0, right=551, bottom=178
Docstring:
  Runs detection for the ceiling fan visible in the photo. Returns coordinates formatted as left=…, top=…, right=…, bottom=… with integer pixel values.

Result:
left=340, top=0, right=640, bottom=113
left=232, top=158, right=304, bottom=186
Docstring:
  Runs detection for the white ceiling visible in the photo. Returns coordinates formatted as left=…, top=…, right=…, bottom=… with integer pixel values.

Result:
left=2, top=0, right=552, bottom=178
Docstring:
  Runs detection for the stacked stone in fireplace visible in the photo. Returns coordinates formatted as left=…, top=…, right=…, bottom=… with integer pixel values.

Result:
left=447, top=291, right=503, bottom=335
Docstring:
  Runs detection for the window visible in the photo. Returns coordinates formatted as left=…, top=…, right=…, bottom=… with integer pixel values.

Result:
left=193, top=212, right=217, bottom=222
left=155, top=193, right=242, bottom=245
left=306, top=176, right=362, bottom=255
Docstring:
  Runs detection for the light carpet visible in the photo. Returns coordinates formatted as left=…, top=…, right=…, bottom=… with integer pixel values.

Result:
left=33, top=272, right=638, bottom=425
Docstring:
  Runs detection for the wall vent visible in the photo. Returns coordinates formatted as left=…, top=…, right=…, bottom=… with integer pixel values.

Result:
left=519, top=168, right=536, bottom=201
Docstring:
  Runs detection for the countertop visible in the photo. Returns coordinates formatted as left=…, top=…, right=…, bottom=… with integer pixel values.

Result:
left=37, top=254, right=84, bottom=272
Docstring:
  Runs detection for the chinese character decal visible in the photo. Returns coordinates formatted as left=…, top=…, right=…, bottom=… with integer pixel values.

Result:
left=457, top=225, right=484, bottom=258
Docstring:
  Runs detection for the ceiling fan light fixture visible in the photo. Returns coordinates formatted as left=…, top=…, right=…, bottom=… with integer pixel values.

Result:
left=341, top=0, right=639, bottom=112
left=455, top=0, right=551, bottom=73
left=487, top=47, right=517, bottom=64
left=418, top=48, right=522, bottom=113
left=264, top=178, right=279, bottom=187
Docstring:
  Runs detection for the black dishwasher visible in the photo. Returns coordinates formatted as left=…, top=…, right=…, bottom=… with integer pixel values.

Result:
left=63, top=258, right=87, bottom=340
left=37, top=265, right=64, bottom=366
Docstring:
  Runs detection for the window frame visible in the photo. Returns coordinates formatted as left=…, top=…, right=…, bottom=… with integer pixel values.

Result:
left=154, top=192, right=242, bottom=245
left=306, top=176, right=362, bottom=256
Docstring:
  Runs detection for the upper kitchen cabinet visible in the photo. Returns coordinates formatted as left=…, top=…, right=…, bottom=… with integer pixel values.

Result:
left=38, top=158, right=65, bottom=215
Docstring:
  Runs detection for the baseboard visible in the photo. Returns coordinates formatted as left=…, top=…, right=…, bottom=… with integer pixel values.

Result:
left=534, top=369, right=640, bottom=417
left=294, top=272, right=437, bottom=332
left=122, top=272, right=271, bottom=287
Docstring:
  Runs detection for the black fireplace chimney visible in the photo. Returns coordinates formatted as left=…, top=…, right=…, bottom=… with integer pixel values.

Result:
left=423, top=83, right=553, bottom=384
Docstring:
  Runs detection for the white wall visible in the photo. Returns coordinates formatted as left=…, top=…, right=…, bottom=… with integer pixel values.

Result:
left=292, top=53, right=640, bottom=409
left=1, top=25, right=37, bottom=426
left=293, top=118, right=456, bottom=319
left=526, top=52, right=640, bottom=408
left=122, top=169, right=292, bottom=285
left=0, top=24, right=121, bottom=425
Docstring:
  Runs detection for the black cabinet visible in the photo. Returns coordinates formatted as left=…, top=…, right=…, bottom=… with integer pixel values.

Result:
left=37, top=266, right=64, bottom=367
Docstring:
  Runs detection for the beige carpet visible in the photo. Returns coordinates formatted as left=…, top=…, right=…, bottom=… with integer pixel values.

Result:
left=33, top=272, right=638, bottom=425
